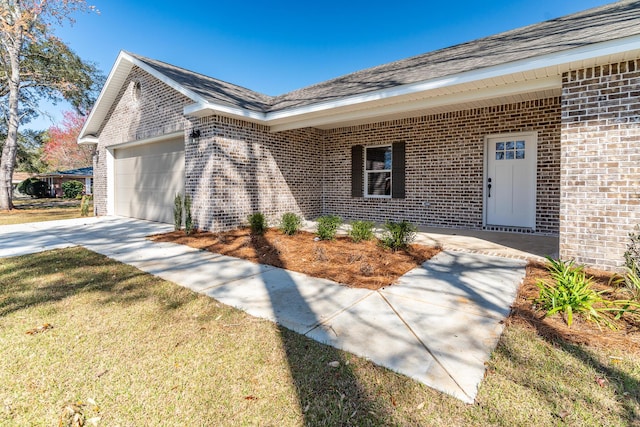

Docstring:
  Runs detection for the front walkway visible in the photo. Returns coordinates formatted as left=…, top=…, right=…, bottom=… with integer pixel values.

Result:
left=0, top=216, right=531, bottom=403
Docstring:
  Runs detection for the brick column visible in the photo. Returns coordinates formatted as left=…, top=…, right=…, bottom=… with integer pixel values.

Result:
left=560, top=60, right=640, bottom=271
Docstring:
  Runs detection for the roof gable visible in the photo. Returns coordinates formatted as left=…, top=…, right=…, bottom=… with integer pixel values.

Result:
left=79, top=0, right=640, bottom=140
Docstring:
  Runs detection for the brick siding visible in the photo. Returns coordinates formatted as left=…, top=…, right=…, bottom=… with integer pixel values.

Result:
left=560, top=60, right=640, bottom=270
left=93, top=67, right=192, bottom=215
left=185, top=115, right=323, bottom=231
left=323, top=98, right=561, bottom=234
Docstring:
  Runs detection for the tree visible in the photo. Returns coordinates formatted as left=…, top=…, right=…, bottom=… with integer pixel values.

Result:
left=0, top=0, right=101, bottom=210
left=0, top=127, right=47, bottom=172
left=43, top=110, right=91, bottom=170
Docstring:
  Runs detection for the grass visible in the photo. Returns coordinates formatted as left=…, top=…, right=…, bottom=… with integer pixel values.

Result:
left=0, top=197, right=93, bottom=225
left=1, top=247, right=639, bottom=426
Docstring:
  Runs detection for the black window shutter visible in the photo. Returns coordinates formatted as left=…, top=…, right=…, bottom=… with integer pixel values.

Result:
left=392, top=142, right=406, bottom=199
left=351, top=145, right=363, bottom=197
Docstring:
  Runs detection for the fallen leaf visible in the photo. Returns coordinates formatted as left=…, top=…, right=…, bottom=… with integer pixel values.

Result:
left=26, top=323, right=53, bottom=335
left=557, top=409, right=570, bottom=420
left=609, top=356, right=623, bottom=364
left=244, top=396, right=258, bottom=401
left=595, top=376, right=607, bottom=387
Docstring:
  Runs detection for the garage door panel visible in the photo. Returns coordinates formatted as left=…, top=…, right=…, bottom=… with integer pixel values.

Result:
left=114, top=138, right=184, bottom=224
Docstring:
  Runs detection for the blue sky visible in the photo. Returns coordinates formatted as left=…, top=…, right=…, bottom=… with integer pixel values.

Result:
left=29, top=0, right=614, bottom=130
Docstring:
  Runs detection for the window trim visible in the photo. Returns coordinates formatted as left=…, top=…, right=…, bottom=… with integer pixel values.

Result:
left=364, top=144, right=392, bottom=199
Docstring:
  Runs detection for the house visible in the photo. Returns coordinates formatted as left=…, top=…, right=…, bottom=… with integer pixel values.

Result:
left=78, top=1, right=640, bottom=272
left=37, top=167, right=93, bottom=198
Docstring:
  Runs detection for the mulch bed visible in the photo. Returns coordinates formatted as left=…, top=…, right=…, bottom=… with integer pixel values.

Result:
left=149, top=228, right=441, bottom=290
left=509, top=261, right=640, bottom=354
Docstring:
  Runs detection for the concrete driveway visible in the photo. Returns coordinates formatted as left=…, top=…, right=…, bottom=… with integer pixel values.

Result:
left=0, top=216, right=528, bottom=403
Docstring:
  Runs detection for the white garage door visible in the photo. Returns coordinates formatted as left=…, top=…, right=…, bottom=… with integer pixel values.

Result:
left=114, top=138, right=185, bottom=223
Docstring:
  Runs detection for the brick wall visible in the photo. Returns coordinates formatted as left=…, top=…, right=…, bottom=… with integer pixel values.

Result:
left=185, top=115, right=323, bottom=231
left=560, top=60, right=640, bottom=270
left=93, top=67, right=323, bottom=228
left=93, top=67, right=192, bottom=215
left=93, top=67, right=561, bottom=240
left=323, top=98, right=561, bottom=234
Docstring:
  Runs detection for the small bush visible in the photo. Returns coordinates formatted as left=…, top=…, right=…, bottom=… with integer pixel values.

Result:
left=348, top=220, right=375, bottom=243
left=536, top=257, right=640, bottom=329
left=62, top=180, right=84, bottom=199
left=184, top=194, right=194, bottom=235
left=173, top=193, right=182, bottom=231
left=80, top=195, right=91, bottom=217
left=280, top=212, right=302, bottom=236
left=625, top=225, right=640, bottom=272
left=380, top=220, right=416, bottom=250
left=17, top=177, right=49, bottom=198
left=248, top=212, right=267, bottom=235
left=316, top=215, right=342, bottom=240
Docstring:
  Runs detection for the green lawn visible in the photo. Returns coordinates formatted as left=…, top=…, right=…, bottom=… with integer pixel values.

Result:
left=0, top=198, right=93, bottom=225
left=0, top=248, right=638, bottom=426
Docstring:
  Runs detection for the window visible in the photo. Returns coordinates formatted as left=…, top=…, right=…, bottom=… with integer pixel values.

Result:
left=495, top=140, right=525, bottom=160
left=365, top=145, right=392, bottom=197
left=351, top=142, right=405, bottom=199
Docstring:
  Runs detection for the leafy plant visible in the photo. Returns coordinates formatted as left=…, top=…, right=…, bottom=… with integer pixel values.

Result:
left=173, top=193, right=182, bottom=231
left=280, top=212, right=302, bottom=236
left=624, top=225, right=640, bottom=272
left=625, top=264, right=640, bottom=300
left=184, top=194, right=194, bottom=235
left=248, top=212, right=267, bottom=235
left=80, top=195, right=91, bottom=217
left=316, top=215, right=342, bottom=240
left=535, top=257, right=639, bottom=329
left=17, top=177, right=48, bottom=198
left=348, top=220, right=375, bottom=243
left=380, top=221, right=416, bottom=250
left=61, top=180, right=84, bottom=199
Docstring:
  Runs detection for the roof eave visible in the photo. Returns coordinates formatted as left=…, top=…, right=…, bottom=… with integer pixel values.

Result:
left=77, top=51, right=209, bottom=143
left=183, top=102, right=267, bottom=124
left=264, top=33, right=640, bottom=131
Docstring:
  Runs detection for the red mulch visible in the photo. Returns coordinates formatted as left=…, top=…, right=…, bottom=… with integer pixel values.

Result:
left=149, top=228, right=441, bottom=290
left=509, top=261, right=640, bottom=354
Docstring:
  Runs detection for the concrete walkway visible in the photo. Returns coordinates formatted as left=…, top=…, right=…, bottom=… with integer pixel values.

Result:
left=0, top=216, right=529, bottom=403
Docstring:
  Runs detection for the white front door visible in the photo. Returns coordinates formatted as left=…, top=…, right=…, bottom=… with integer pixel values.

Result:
left=485, top=133, right=537, bottom=229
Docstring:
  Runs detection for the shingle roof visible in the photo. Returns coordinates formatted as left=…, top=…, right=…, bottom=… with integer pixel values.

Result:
left=39, top=167, right=93, bottom=177
left=131, top=1, right=640, bottom=114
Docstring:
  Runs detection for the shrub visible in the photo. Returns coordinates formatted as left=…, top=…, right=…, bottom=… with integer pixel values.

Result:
left=280, top=212, right=302, bottom=236
left=248, top=212, right=267, bottom=235
left=624, top=225, right=640, bottom=272
left=348, top=220, right=375, bottom=243
left=80, top=195, right=91, bottom=217
left=380, top=220, right=416, bottom=250
left=62, top=180, right=84, bottom=199
left=17, top=177, right=49, bottom=198
left=173, top=193, right=182, bottom=231
left=184, top=194, right=194, bottom=235
left=535, top=257, right=640, bottom=329
left=316, top=215, right=342, bottom=240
